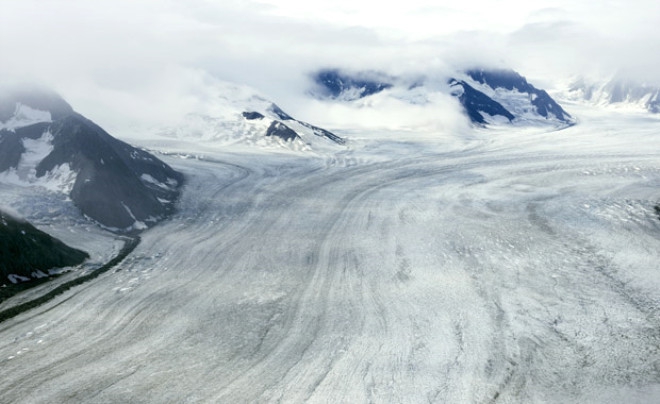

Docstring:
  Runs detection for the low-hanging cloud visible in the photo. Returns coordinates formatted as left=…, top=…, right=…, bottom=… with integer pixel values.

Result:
left=2, top=0, right=659, bottom=133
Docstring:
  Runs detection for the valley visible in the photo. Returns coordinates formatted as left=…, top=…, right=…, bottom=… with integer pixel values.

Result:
left=0, top=103, right=659, bottom=403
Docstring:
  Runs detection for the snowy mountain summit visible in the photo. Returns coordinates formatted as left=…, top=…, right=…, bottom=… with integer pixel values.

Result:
left=309, top=67, right=574, bottom=127
left=310, top=69, right=393, bottom=101
left=0, top=85, right=183, bottom=231
left=157, top=81, right=344, bottom=149
left=567, top=75, right=660, bottom=113
left=449, top=68, right=574, bottom=126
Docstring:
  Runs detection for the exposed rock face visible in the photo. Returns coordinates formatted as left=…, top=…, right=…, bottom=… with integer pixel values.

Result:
left=449, top=79, right=515, bottom=124
left=266, top=121, right=299, bottom=141
left=0, top=131, right=24, bottom=172
left=242, top=111, right=265, bottom=120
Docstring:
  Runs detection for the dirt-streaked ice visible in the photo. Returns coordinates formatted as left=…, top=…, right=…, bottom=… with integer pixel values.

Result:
left=0, top=102, right=658, bottom=403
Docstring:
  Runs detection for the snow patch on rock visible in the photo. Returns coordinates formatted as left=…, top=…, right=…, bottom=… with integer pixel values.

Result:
left=0, top=103, right=52, bottom=131
left=0, top=131, right=77, bottom=194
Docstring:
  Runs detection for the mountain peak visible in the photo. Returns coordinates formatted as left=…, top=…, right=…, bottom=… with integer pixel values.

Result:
left=311, top=69, right=393, bottom=101
left=465, top=68, right=531, bottom=93
left=156, top=80, right=345, bottom=148
left=449, top=79, right=515, bottom=124
left=566, top=75, right=660, bottom=113
left=0, top=85, right=74, bottom=124
left=461, top=68, right=574, bottom=124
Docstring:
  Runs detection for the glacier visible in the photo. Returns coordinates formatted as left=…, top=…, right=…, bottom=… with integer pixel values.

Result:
left=0, top=99, right=659, bottom=403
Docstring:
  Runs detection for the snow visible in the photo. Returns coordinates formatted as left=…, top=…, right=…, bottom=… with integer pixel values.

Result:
left=7, top=274, right=30, bottom=284
left=150, top=110, right=318, bottom=153
left=140, top=173, right=170, bottom=190
left=0, top=132, right=77, bottom=195
left=461, top=75, right=567, bottom=127
left=114, top=79, right=343, bottom=154
left=558, top=76, right=660, bottom=114
left=0, top=103, right=52, bottom=131
left=116, top=201, right=148, bottom=231
left=18, top=132, right=54, bottom=174
left=0, top=100, right=659, bottom=403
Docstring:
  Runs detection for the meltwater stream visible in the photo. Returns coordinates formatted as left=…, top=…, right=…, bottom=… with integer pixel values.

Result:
left=1, top=112, right=659, bottom=403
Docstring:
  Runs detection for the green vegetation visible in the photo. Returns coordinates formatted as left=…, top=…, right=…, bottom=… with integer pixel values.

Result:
left=0, top=235, right=139, bottom=323
left=1, top=210, right=89, bottom=286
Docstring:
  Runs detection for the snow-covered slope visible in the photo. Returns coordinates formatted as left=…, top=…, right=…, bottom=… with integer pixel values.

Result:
left=1, top=98, right=658, bottom=403
left=566, top=76, right=660, bottom=113
left=449, top=78, right=515, bottom=124
left=307, top=67, right=574, bottom=128
left=0, top=86, right=183, bottom=231
left=452, top=69, right=574, bottom=126
left=155, top=81, right=344, bottom=151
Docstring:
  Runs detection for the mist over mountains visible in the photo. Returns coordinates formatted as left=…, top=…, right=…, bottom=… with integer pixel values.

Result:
left=310, top=67, right=574, bottom=127
left=1, top=3, right=660, bottom=402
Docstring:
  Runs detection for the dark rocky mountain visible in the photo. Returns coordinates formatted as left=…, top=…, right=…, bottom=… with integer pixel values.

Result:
left=465, top=68, right=573, bottom=123
left=266, top=121, right=299, bottom=141
left=449, top=79, right=514, bottom=124
left=265, top=104, right=344, bottom=144
left=0, top=130, right=24, bottom=172
left=0, top=210, right=88, bottom=286
left=312, top=69, right=393, bottom=100
left=241, top=111, right=265, bottom=120
left=0, top=87, right=183, bottom=231
left=241, top=108, right=301, bottom=141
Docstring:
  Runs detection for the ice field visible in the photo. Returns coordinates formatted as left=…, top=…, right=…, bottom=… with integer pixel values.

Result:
left=1, top=102, right=659, bottom=403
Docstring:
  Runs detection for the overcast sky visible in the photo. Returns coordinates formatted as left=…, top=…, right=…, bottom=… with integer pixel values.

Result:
left=2, top=0, right=659, bottom=131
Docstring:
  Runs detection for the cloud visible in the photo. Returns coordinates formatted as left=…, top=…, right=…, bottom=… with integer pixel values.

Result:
left=2, top=0, right=660, bottom=133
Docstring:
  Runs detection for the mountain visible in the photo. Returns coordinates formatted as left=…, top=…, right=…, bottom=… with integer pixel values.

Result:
left=156, top=81, right=344, bottom=147
left=605, top=79, right=660, bottom=112
left=448, top=79, right=515, bottom=124
left=567, top=76, right=660, bottom=113
left=311, top=69, right=393, bottom=101
left=0, top=87, right=74, bottom=124
left=0, top=86, right=184, bottom=231
left=307, top=67, right=573, bottom=127
left=0, top=210, right=88, bottom=286
left=454, top=68, right=574, bottom=125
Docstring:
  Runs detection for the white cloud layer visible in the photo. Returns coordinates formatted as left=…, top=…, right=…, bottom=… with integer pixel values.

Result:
left=1, top=0, right=659, bottom=132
